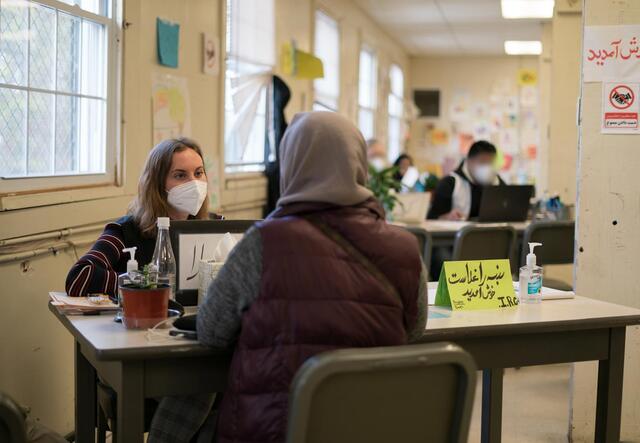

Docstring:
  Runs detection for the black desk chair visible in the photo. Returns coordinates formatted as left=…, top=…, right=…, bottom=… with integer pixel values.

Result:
left=452, top=225, right=517, bottom=262
left=521, top=221, right=575, bottom=290
left=0, top=392, right=26, bottom=443
left=403, top=226, right=433, bottom=274
left=286, top=342, right=477, bottom=443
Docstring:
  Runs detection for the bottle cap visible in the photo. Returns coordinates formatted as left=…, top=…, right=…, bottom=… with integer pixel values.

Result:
left=122, top=247, right=138, bottom=273
left=157, top=217, right=170, bottom=228
left=526, top=242, right=542, bottom=268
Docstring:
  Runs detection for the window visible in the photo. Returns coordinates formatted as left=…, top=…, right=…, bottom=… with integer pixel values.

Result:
left=387, top=64, right=404, bottom=162
left=358, top=46, right=377, bottom=140
left=224, top=0, right=275, bottom=172
left=313, top=10, right=339, bottom=112
left=0, top=0, right=120, bottom=193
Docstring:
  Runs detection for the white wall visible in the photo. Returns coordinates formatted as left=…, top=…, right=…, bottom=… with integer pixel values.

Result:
left=0, top=0, right=409, bottom=434
left=408, top=55, right=540, bottom=182
left=571, top=0, right=640, bottom=441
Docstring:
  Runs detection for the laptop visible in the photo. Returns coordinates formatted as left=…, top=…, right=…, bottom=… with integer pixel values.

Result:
left=477, top=185, right=534, bottom=222
left=392, top=193, right=431, bottom=223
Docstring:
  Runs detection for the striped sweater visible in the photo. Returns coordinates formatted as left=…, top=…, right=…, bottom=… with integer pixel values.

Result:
left=65, top=216, right=156, bottom=297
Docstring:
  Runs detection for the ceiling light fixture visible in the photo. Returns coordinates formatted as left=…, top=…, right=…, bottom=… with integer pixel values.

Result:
left=504, top=40, right=543, bottom=55
left=501, top=0, right=555, bottom=19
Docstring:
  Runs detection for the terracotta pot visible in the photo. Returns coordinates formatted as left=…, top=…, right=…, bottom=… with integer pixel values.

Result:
left=119, top=285, right=170, bottom=330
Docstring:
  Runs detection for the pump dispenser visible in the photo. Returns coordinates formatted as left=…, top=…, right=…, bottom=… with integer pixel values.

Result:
left=519, top=242, right=543, bottom=304
left=117, top=247, right=141, bottom=320
left=122, top=247, right=138, bottom=273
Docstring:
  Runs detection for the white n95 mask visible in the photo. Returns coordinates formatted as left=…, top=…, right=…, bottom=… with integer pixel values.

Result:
left=473, top=164, right=496, bottom=185
left=167, top=180, right=208, bottom=216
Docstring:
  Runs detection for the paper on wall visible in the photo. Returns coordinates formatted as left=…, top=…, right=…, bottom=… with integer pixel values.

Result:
left=602, top=82, right=640, bottom=134
left=152, top=73, right=191, bottom=145
left=584, top=25, right=640, bottom=82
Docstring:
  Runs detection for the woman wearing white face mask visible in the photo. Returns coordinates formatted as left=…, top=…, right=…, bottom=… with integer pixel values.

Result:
left=428, top=140, right=505, bottom=221
left=65, top=138, right=221, bottom=297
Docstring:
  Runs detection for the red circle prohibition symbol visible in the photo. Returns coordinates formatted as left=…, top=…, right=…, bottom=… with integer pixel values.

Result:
left=609, top=85, right=635, bottom=110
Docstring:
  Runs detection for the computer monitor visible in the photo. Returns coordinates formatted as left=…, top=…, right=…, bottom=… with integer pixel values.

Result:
left=169, top=220, right=257, bottom=305
left=477, top=185, right=534, bottom=222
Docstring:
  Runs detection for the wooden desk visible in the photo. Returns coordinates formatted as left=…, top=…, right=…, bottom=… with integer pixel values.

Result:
left=51, top=296, right=640, bottom=443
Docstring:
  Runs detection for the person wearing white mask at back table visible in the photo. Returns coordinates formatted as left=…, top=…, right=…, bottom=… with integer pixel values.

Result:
left=427, top=140, right=505, bottom=221
left=366, top=138, right=390, bottom=171
left=65, top=137, right=223, bottom=298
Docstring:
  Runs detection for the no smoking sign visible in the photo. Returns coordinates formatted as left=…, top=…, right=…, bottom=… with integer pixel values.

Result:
left=603, top=82, right=640, bottom=133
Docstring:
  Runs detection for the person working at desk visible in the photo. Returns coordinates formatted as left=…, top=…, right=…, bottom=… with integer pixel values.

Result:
left=65, top=138, right=221, bottom=297
left=147, top=112, right=428, bottom=443
left=428, top=140, right=504, bottom=220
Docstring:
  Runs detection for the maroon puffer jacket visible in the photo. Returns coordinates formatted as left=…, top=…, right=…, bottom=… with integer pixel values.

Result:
left=215, top=199, right=422, bottom=443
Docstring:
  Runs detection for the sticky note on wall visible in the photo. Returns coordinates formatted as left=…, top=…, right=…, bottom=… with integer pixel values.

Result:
left=157, top=18, right=179, bottom=68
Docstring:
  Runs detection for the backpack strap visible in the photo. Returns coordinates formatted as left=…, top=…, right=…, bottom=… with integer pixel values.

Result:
left=302, top=216, right=403, bottom=307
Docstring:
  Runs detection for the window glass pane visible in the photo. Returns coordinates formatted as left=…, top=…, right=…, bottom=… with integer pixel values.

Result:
left=0, top=0, right=29, bottom=86
left=57, top=11, right=80, bottom=93
left=358, top=108, right=374, bottom=140
left=78, top=96, right=105, bottom=173
left=59, top=0, right=110, bottom=17
left=227, top=0, right=275, bottom=66
left=29, top=3, right=56, bottom=90
left=0, top=87, right=26, bottom=176
left=55, top=94, right=78, bottom=173
left=314, top=10, right=339, bottom=109
left=388, top=117, right=401, bottom=161
left=358, top=48, right=377, bottom=109
left=80, top=19, right=106, bottom=98
left=390, top=64, right=403, bottom=97
left=27, top=91, right=55, bottom=175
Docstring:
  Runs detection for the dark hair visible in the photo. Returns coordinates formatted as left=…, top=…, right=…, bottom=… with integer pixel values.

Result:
left=467, top=140, right=497, bottom=158
left=393, top=154, right=413, bottom=167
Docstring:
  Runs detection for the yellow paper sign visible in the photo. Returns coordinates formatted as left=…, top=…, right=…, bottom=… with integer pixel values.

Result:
left=517, top=69, right=538, bottom=86
left=435, top=260, right=518, bottom=310
left=279, top=43, right=324, bottom=79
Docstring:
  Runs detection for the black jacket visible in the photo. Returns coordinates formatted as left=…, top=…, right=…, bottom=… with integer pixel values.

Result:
left=427, top=162, right=505, bottom=219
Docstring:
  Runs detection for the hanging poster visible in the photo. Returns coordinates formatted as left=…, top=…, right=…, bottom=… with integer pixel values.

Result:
left=202, top=33, right=220, bottom=75
left=520, top=85, right=538, bottom=107
left=584, top=25, right=640, bottom=82
left=152, top=73, right=191, bottom=144
left=517, top=69, right=538, bottom=86
left=602, top=82, right=640, bottom=133
left=449, top=91, right=471, bottom=122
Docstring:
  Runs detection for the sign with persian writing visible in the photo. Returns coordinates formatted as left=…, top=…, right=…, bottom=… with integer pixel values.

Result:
left=602, top=82, right=640, bottom=133
left=584, top=25, right=640, bottom=82
left=434, top=260, right=518, bottom=311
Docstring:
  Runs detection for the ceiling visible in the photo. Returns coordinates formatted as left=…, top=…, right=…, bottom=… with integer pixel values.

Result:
left=354, top=0, right=546, bottom=56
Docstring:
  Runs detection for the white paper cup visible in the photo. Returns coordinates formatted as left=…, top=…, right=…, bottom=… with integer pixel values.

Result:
left=198, top=260, right=225, bottom=305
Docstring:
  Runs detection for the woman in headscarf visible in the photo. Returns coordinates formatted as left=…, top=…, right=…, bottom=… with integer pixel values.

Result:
left=148, top=112, right=427, bottom=443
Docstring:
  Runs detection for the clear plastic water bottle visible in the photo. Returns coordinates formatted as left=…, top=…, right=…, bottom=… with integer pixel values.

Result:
left=151, top=217, right=176, bottom=300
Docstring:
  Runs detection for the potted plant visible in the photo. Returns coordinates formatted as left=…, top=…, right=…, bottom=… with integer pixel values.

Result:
left=368, top=165, right=402, bottom=215
left=119, top=265, right=170, bottom=329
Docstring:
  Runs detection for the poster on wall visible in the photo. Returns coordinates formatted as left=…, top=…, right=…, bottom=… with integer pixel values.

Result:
left=449, top=91, right=471, bottom=122
left=152, top=73, right=191, bottom=145
left=601, top=82, right=640, bottom=133
left=584, top=25, right=640, bottom=82
left=202, top=33, right=220, bottom=75
left=520, top=85, right=538, bottom=108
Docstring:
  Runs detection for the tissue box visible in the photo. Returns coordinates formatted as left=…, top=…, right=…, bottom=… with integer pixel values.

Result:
left=198, top=260, right=225, bottom=305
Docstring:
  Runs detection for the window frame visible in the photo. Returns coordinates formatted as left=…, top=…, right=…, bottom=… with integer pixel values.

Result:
left=357, top=44, right=378, bottom=140
left=312, top=8, right=340, bottom=113
left=222, top=0, right=275, bottom=174
left=0, top=0, right=123, bottom=198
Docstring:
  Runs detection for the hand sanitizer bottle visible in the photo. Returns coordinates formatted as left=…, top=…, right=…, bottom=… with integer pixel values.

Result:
left=117, top=247, right=139, bottom=320
left=519, top=242, right=543, bottom=304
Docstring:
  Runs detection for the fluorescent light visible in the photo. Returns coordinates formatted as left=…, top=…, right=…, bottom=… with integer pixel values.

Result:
left=504, top=40, right=543, bottom=55
left=501, top=0, right=554, bottom=19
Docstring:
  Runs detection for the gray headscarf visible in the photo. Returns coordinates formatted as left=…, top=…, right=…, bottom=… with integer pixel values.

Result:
left=277, top=112, right=374, bottom=207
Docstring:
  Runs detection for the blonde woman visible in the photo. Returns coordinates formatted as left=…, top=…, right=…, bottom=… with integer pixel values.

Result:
left=66, top=138, right=219, bottom=297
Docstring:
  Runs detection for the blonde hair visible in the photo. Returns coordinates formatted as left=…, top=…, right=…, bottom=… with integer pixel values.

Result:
left=129, top=138, right=209, bottom=237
